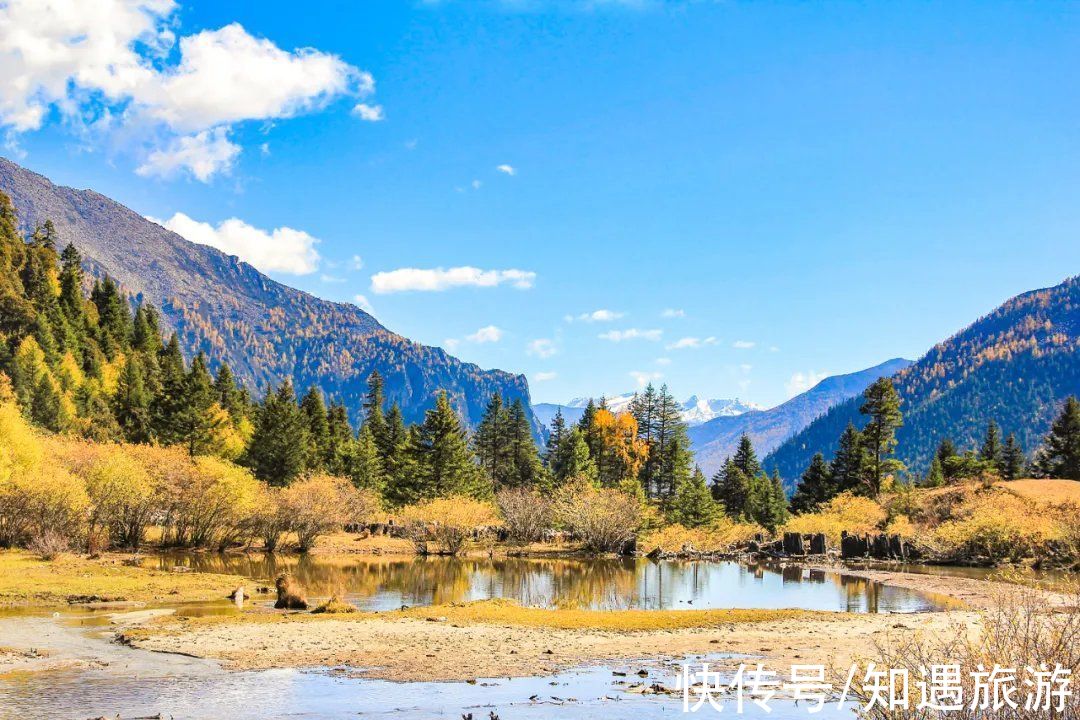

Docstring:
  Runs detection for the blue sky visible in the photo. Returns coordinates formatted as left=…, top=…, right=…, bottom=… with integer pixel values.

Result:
left=4, top=0, right=1080, bottom=407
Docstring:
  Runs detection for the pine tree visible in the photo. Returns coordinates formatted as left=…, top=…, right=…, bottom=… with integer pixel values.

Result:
left=980, top=420, right=1002, bottom=466
left=507, top=398, right=546, bottom=488
left=712, top=458, right=751, bottom=519
left=181, top=353, right=224, bottom=456
left=362, top=370, right=388, bottom=447
left=379, top=403, right=408, bottom=490
left=936, top=438, right=958, bottom=479
left=114, top=353, right=152, bottom=443
left=474, top=393, right=510, bottom=486
left=401, top=392, right=484, bottom=503
left=1038, top=396, right=1080, bottom=480
left=1000, top=433, right=1025, bottom=481
left=213, top=363, right=246, bottom=421
left=151, top=334, right=187, bottom=444
left=553, top=426, right=597, bottom=484
left=667, top=467, right=718, bottom=528
left=544, top=407, right=567, bottom=470
left=830, top=423, right=864, bottom=493
left=325, top=401, right=357, bottom=477
left=744, top=470, right=787, bottom=532
left=859, top=377, right=904, bottom=495
left=732, top=434, right=763, bottom=479
left=924, top=455, right=945, bottom=487
left=31, top=372, right=68, bottom=431
left=351, top=421, right=383, bottom=491
left=300, top=386, right=330, bottom=471
left=789, top=453, right=832, bottom=514
left=244, top=380, right=309, bottom=485
left=90, top=276, right=131, bottom=356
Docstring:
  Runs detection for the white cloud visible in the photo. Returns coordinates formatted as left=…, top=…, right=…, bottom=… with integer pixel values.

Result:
left=443, top=338, right=460, bottom=351
left=135, top=127, right=240, bottom=181
left=666, top=336, right=717, bottom=350
left=471, top=179, right=482, bottom=190
left=353, top=294, right=374, bottom=313
left=150, top=211, right=320, bottom=275
left=785, top=370, right=829, bottom=398
left=320, top=274, right=344, bottom=283
left=466, top=325, right=503, bottom=344
left=568, top=309, right=624, bottom=323
left=0, top=1, right=373, bottom=180
left=350, top=255, right=364, bottom=270
left=769, top=345, right=780, bottom=353
left=496, top=164, right=516, bottom=176
left=598, top=328, right=662, bottom=342
left=654, top=357, right=671, bottom=366
left=353, top=103, right=384, bottom=122
left=371, top=266, right=536, bottom=294
left=732, top=340, right=756, bottom=349
left=527, top=338, right=557, bottom=358
left=661, top=308, right=685, bottom=318
left=533, top=371, right=557, bottom=382
left=629, top=370, right=663, bottom=387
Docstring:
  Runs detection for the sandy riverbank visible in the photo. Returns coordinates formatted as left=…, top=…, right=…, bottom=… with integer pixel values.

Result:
left=122, top=603, right=978, bottom=682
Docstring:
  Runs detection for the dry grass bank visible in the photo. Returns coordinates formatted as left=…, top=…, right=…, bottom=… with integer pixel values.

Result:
left=0, top=550, right=242, bottom=607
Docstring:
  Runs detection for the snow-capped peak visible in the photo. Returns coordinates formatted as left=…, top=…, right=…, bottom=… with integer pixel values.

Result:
left=561, top=393, right=760, bottom=425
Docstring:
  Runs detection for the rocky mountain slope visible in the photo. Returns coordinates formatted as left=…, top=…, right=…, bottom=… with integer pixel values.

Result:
left=0, top=157, right=534, bottom=429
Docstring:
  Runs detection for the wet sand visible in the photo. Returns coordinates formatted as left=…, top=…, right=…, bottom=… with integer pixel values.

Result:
left=123, top=607, right=977, bottom=682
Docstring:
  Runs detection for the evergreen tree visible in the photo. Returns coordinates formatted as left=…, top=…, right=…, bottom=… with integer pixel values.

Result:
left=935, top=438, right=958, bottom=479
left=712, top=457, right=751, bottom=519
left=180, top=353, right=224, bottom=456
left=859, top=377, right=904, bottom=495
left=1000, top=433, right=1025, bottom=481
left=325, top=400, right=357, bottom=477
left=553, top=426, right=597, bottom=484
left=829, top=423, right=864, bottom=493
left=300, top=386, right=330, bottom=471
left=789, top=453, right=832, bottom=514
left=544, top=408, right=567, bottom=470
left=474, top=393, right=510, bottom=485
left=350, top=421, right=383, bottom=491
left=745, top=470, right=787, bottom=532
left=244, top=380, right=309, bottom=485
left=667, top=467, right=718, bottom=528
left=151, top=334, right=187, bottom=444
left=378, top=404, right=409, bottom=495
left=31, top=372, right=68, bottom=431
left=400, top=392, right=484, bottom=503
left=732, top=434, right=763, bottom=479
left=507, top=398, right=546, bottom=488
left=114, top=353, right=152, bottom=443
left=1038, top=396, right=1080, bottom=480
left=362, top=370, right=388, bottom=446
left=924, top=455, right=945, bottom=487
left=213, top=363, right=246, bottom=421
left=90, top=276, right=131, bottom=356
left=979, top=420, right=1002, bottom=466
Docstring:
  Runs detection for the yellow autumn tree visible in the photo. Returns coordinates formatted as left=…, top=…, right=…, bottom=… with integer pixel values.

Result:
left=592, top=409, right=647, bottom=488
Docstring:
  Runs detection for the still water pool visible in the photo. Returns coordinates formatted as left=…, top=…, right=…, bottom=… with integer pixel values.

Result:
left=146, top=554, right=954, bottom=613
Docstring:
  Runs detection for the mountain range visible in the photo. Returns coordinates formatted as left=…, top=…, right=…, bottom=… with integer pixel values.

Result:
left=686, top=358, right=914, bottom=481
left=765, top=276, right=1080, bottom=481
left=0, top=158, right=535, bottom=430
left=532, top=394, right=760, bottom=431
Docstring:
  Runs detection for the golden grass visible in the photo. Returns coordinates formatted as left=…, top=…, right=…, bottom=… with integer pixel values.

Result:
left=997, top=479, right=1080, bottom=504
left=0, top=550, right=243, bottom=607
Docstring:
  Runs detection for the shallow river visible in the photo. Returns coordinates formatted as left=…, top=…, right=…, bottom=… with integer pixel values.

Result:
left=0, top=556, right=958, bottom=719
left=144, top=553, right=955, bottom=612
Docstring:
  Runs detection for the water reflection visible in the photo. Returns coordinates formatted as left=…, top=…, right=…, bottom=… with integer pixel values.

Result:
left=148, top=554, right=949, bottom=613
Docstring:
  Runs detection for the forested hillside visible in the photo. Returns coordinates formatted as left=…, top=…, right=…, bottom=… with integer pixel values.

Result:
left=0, top=158, right=533, bottom=430
left=765, top=276, right=1080, bottom=480
left=688, top=358, right=912, bottom=479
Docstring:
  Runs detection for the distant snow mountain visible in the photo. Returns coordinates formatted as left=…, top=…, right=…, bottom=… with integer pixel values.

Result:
left=533, top=393, right=760, bottom=431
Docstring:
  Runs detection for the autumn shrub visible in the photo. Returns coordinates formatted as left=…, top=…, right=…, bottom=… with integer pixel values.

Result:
left=399, top=496, right=500, bottom=555
left=53, top=441, right=155, bottom=548
left=782, top=492, right=886, bottom=545
left=249, top=484, right=290, bottom=552
left=0, top=402, right=88, bottom=546
left=495, top=486, right=553, bottom=545
left=933, top=491, right=1060, bottom=563
left=159, top=456, right=262, bottom=550
left=843, top=580, right=1080, bottom=720
left=553, top=479, right=642, bottom=554
left=281, top=474, right=379, bottom=551
left=28, top=529, right=71, bottom=560
left=643, top=518, right=760, bottom=554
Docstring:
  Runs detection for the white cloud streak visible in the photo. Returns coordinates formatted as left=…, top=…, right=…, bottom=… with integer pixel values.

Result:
left=496, top=164, right=516, bottom=176
left=598, top=328, right=661, bottom=342
left=466, top=325, right=503, bottom=343
left=666, top=336, right=717, bottom=350
left=567, top=309, right=623, bottom=323
left=527, top=338, right=557, bottom=358
left=629, top=370, right=663, bottom=387
left=150, top=211, right=320, bottom=275
left=533, top=371, right=557, bottom=382
left=353, top=103, right=384, bottom=122
left=732, top=340, right=756, bottom=349
left=371, top=266, right=536, bottom=294
left=661, top=308, right=685, bottom=318
left=785, top=370, right=829, bottom=398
